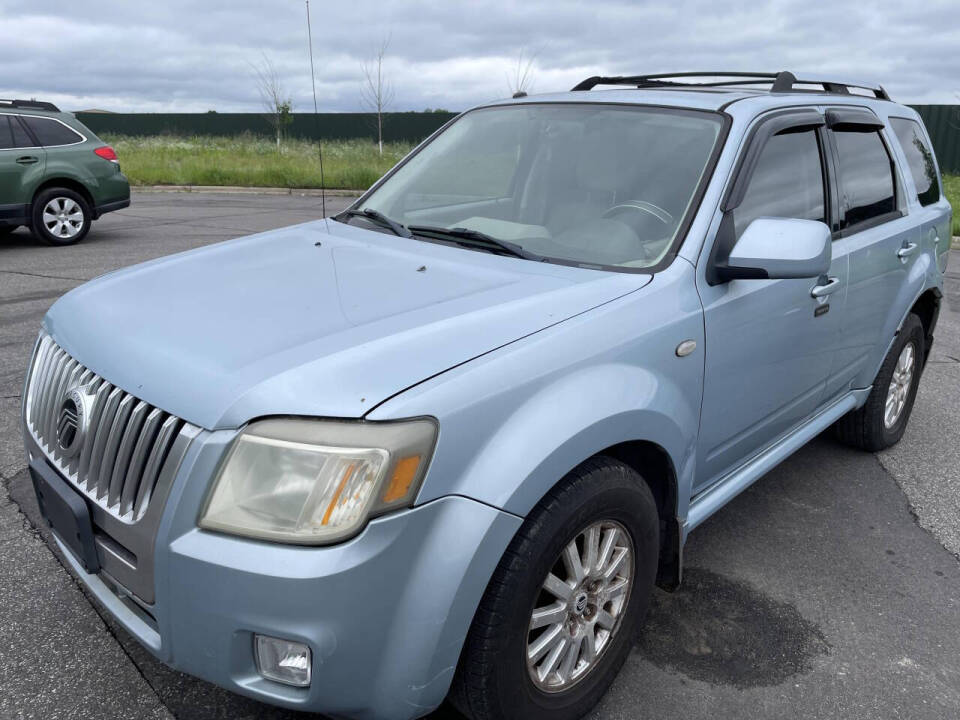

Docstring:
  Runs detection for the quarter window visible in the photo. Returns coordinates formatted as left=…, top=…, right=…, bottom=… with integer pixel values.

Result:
left=19, top=116, right=83, bottom=147
left=889, top=118, right=940, bottom=207
left=734, top=129, right=826, bottom=237
left=833, top=130, right=896, bottom=230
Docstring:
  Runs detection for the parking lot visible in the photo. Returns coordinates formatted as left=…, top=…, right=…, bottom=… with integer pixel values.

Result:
left=1, top=190, right=959, bottom=719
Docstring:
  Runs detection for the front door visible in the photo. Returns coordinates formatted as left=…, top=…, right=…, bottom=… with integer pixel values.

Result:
left=694, top=114, right=845, bottom=492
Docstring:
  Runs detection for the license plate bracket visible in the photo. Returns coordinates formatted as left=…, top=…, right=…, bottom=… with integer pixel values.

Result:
left=30, top=459, right=100, bottom=574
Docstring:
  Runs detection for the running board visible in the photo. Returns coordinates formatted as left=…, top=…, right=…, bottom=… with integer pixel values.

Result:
left=684, top=388, right=870, bottom=539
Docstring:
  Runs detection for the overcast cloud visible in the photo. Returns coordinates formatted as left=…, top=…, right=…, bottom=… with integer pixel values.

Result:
left=1, top=0, right=958, bottom=113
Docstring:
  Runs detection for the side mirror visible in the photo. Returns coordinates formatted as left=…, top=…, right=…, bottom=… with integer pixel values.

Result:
left=721, top=218, right=831, bottom=281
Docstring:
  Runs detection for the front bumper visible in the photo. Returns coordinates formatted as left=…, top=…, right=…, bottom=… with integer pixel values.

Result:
left=36, top=427, right=522, bottom=719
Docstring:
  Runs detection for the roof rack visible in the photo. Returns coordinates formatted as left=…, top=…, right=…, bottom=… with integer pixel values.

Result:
left=570, top=71, right=891, bottom=101
left=0, top=98, right=61, bottom=112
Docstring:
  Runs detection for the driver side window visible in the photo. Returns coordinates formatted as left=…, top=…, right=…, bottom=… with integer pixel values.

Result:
left=734, top=129, right=826, bottom=238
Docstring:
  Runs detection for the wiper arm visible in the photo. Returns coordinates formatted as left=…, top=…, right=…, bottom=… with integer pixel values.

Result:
left=336, top=208, right=413, bottom=238
left=408, top=225, right=544, bottom=261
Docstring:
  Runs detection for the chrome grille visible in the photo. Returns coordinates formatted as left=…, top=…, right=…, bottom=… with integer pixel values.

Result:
left=25, top=334, right=192, bottom=524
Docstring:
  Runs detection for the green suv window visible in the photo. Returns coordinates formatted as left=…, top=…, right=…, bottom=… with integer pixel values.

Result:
left=20, top=115, right=83, bottom=146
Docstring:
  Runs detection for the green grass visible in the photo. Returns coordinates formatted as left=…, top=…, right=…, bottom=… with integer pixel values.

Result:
left=103, top=134, right=414, bottom=190
left=943, top=174, right=960, bottom=236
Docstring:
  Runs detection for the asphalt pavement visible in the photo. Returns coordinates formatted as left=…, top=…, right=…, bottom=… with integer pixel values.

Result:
left=1, top=190, right=958, bottom=719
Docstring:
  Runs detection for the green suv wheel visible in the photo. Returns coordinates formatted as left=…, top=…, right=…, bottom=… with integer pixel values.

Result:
left=31, top=187, right=91, bottom=246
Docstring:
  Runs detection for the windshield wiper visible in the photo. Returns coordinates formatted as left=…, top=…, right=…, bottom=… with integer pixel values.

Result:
left=336, top=208, right=413, bottom=238
left=408, top=225, right=545, bottom=261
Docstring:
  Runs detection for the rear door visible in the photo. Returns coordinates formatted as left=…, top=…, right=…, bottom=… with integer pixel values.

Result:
left=821, top=109, right=920, bottom=400
left=0, top=114, right=46, bottom=220
left=695, top=109, right=845, bottom=491
left=888, top=116, right=952, bottom=285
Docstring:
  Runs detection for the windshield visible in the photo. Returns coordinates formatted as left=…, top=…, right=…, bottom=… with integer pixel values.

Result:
left=356, top=104, right=723, bottom=269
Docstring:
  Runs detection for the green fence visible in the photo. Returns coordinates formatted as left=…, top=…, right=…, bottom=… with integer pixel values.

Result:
left=75, top=112, right=457, bottom=144
left=76, top=106, right=960, bottom=173
left=911, top=106, right=960, bottom=174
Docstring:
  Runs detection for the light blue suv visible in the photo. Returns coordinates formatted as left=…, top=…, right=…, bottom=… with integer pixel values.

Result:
left=22, top=72, right=951, bottom=720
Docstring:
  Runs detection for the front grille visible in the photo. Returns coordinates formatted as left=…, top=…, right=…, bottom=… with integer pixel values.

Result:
left=25, top=333, right=190, bottom=524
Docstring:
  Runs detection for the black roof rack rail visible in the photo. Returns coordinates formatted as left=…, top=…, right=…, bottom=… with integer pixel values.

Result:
left=570, top=71, right=891, bottom=101
left=0, top=98, right=61, bottom=112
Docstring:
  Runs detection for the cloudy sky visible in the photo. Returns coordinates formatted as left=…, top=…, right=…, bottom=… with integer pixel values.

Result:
left=1, top=0, right=958, bottom=113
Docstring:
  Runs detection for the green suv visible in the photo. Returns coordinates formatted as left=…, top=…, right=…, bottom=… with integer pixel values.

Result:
left=0, top=99, right=129, bottom=245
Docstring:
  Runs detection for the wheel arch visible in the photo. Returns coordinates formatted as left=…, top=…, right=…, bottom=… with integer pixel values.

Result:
left=600, top=440, right=683, bottom=590
left=909, top=287, right=942, bottom=366
left=31, top=178, right=97, bottom=219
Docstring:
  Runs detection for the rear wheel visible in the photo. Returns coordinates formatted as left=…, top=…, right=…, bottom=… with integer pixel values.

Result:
left=31, top=188, right=91, bottom=246
left=834, top=313, right=925, bottom=451
left=450, top=457, right=659, bottom=720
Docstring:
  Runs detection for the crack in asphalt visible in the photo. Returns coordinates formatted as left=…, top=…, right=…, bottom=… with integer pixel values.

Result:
left=0, top=269, right=90, bottom=283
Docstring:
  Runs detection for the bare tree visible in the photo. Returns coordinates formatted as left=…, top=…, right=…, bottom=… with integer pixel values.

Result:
left=361, top=36, right=394, bottom=155
left=506, top=48, right=537, bottom=97
left=252, top=53, right=293, bottom=151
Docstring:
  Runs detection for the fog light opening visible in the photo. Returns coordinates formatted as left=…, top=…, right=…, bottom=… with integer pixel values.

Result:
left=254, top=634, right=312, bottom=688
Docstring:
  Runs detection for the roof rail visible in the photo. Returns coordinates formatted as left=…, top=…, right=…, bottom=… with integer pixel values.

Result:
left=570, top=71, right=891, bottom=101
left=0, top=98, right=61, bottom=112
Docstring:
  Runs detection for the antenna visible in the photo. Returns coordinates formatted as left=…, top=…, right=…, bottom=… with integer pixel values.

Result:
left=305, top=0, right=326, bottom=218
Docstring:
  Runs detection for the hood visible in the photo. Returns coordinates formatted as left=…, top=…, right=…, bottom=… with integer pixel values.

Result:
left=46, top=219, right=649, bottom=429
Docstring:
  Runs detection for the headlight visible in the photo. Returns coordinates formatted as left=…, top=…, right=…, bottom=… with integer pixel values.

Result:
left=199, top=417, right=437, bottom=545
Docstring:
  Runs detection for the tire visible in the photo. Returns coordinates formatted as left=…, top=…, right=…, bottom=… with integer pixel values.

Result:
left=450, top=457, right=659, bottom=720
left=834, top=313, right=925, bottom=452
left=30, top=188, right=91, bottom=246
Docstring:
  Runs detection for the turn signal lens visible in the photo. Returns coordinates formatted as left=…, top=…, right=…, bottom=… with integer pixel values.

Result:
left=382, top=455, right=421, bottom=503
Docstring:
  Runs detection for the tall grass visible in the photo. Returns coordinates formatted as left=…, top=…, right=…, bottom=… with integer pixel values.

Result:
left=942, top=174, right=960, bottom=236
left=104, top=134, right=415, bottom=190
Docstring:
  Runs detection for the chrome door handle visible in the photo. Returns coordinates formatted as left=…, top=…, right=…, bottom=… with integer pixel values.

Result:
left=897, top=242, right=918, bottom=259
left=810, top=276, right=840, bottom=298
left=15, top=156, right=38, bottom=165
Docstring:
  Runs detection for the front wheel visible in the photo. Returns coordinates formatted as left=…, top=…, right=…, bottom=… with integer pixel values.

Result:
left=450, top=457, right=659, bottom=720
left=31, top=188, right=91, bottom=246
left=834, top=313, right=925, bottom=451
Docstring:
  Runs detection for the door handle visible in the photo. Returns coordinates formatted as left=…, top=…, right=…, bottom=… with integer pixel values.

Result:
left=15, top=156, right=38, bottom=165
left=810, top=276, right=840, bottom=298
left=897, top=242, right=918, bottom=259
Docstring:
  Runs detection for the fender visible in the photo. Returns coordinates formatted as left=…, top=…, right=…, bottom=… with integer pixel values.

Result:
left=435, top=362, right=696, bottom=518
left=368, top=260, right=705, bottom=523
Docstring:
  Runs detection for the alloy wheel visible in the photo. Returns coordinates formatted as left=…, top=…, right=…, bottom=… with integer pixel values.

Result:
left=884, top=342, right=916, bottom=429
left=42, top=197, right=84, bottom=239
left=526, top=520, right=634, bottom=692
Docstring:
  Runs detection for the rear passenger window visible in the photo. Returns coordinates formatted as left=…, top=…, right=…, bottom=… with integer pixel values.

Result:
left=10, top=116, right=34, bottom=148
left=889, top=118, right=940, bottom=207
left=833, top=130, right=896, bottom=230
left=734, top=129, right=826, bottom=237
left=19, top=116, right=83, bottom=146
